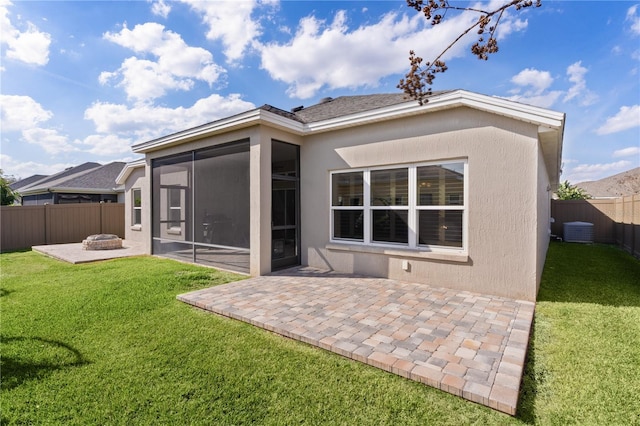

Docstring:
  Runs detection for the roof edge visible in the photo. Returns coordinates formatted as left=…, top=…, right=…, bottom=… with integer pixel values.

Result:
left=305, top=90, right=564, bottom=134
left=131, top=109, right=305, bottom=154
left=115, top=158, right=146, bottom=185
left=130, top=89, right=565, bottom=155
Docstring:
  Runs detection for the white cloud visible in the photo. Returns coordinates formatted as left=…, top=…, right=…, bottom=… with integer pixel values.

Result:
left=613, top=146, right=640, bottom=158
left=76, top=134, right=134, bottom=156
left=0, top=1, right=51, bottom=66
left=566, top=160, right=632, bottom=183
left=564, top=61, right=597, bottom=106
left=510, top=68, right=553, bottom=94
left=0, top=94, right=53, bottom=132
left=102, top=23, right=224, bottom=102
left=180, top=0, right=276, bottom=63
left=150, top=0, right=171, bottom=18
left=504, top=68, right=562, bottom=108
left=0, top=154, right=75, bottom=180
left=21, top=127, right=77, bottom=154
left=260, top=5, right=527, bottom=99
left=84, top=93, right=255, bottom=140
left=505, top=91, right=563, bottom=109
left=596, top=105, right=640, bottom=135
left=505, top=61, right=598, bottom=108
left=627, top=5, right=640, bottom=34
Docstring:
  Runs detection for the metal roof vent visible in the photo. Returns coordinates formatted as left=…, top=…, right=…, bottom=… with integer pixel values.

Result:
left=290, top=105, right=304, bottom=113
left=318, top=97, right=333, bottom=104
left=563, top=221, right=594, bottom=243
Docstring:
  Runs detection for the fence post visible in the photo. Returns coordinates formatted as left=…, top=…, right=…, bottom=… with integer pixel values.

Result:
left=44, top=203, right=50, bottom=245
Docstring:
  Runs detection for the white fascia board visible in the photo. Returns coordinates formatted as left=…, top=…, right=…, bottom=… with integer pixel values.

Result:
left=132, top=109, right=262, bottom=153
left=132, top=109, right=304, bottom=154
left=304, top=90, right=565, bottom=134
left=115, top=158, right=146, bottom=185
left=260, top=110, right=305, bottom=135
left=452, top=91, right=565, bottom=129
left=130, top=89, right=565, bottom=153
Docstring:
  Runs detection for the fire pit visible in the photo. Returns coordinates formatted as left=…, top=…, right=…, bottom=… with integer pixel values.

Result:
left=82, top=234, right=122, bottom=250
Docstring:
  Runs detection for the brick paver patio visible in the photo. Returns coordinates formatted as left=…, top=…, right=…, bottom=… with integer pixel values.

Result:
left=178, top=267, right=534, bottom=415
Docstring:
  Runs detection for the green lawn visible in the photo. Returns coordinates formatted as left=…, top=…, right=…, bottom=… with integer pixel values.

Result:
left=1, top=244, right=639, bottom=425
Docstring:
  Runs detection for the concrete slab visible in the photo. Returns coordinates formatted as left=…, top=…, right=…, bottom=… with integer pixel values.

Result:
left=32, top=240, right=146, bottom=264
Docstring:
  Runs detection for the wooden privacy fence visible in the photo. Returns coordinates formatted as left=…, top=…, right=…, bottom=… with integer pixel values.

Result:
left=0, top=203, right=124, bottom=252
left=551, top=194, right=640, bottom=258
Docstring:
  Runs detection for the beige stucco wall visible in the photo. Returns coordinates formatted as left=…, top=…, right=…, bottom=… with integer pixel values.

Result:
left=139, top=125, right=302, bottom=276
left=127, top=105, right=553, bottom=300
left=122, top=166, right=150, bottom=252
left=300, top=107, right=545, bottom=300
left=535, top=141, right=552, bottom=295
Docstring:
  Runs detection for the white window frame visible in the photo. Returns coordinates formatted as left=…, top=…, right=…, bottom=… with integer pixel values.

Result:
left=131, top=188, right=142, bottom=229
left=330, top=159, right=468, bottom=252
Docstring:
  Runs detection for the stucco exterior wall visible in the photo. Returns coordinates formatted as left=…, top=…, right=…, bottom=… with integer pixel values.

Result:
left=126, top=102, right=555, bottom=300
left=535, top=141, right=552, bottom=295
left=139, top=125, right=302, bottom=275
left=300, top=107, right=542, bottom=300
left=122, top=166, right=150, bottom=252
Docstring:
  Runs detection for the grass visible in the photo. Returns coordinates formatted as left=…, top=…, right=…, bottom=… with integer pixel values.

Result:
left=517, top=243, right=640, bottom=425
left=1, top=243, right=639, bottom=425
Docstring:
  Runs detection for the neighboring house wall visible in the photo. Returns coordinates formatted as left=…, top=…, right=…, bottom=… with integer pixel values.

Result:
left=22, top=193, right=54, bottom=206
left=301, top=107, right=542, bottom=300
left=22, top=192, right=118, bottom=205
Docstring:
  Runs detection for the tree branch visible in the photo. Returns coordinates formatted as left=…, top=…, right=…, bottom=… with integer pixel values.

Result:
left=399, top=0, right=541, bottom=105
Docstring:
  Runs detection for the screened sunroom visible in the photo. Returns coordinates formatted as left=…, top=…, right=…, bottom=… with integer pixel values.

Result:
left=151, top=141, right=251, bottom=273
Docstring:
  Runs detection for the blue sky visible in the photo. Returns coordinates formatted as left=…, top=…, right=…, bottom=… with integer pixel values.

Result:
left=1, top=0, right=639, bottom=183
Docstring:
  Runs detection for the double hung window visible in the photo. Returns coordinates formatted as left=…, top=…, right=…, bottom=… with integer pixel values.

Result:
left=330, top=161, right=466, bottom=250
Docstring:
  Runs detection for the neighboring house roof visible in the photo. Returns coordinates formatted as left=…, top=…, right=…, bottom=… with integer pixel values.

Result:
left=19, top=162, right=126, bottom=196
left=9, top=174, right=48, bottom=191
left=131, top=89, right=565, bottom=184
left=17, top=162, right=102, bottom=193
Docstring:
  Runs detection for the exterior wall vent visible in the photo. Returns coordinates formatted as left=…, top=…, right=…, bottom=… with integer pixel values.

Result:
left=563, top=221, right=594, bottom=243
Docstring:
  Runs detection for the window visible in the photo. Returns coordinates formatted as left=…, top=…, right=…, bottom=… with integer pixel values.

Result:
left=330, top=161, right=466, bottom=250
left=132, top=188, right=142, bottom=227
left=168, top=187, right=183, bottom=229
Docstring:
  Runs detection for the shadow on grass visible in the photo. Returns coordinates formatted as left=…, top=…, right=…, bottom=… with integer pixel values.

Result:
left=0, top=288, right=13, bottom=298
left=536, top=243, right=640, bottom=307
left=0, top=335, right=89, bottom=391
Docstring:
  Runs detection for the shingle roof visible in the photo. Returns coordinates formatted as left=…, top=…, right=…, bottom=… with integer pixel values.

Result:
left=19, top=162, right=125, bottom=195
left=289, top=91, right=452, bottom=123
left=61, top=162, right=126, bottom=189
left=258, top=104, right=304, bottom=123
left=9, top=174, right=48, bottom=191
left=22, top=162, right=102, bottom=191
left=257, top=92, right=452, bottom=125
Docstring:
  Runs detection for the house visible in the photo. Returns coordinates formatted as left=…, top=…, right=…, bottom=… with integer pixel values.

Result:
left=116, top=90, right=565, bottom=301
left=13, top=162, right=126, bottom=205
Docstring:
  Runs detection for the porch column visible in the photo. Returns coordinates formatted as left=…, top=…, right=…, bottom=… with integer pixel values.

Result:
left=249, top=129, right=272, bottom=275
